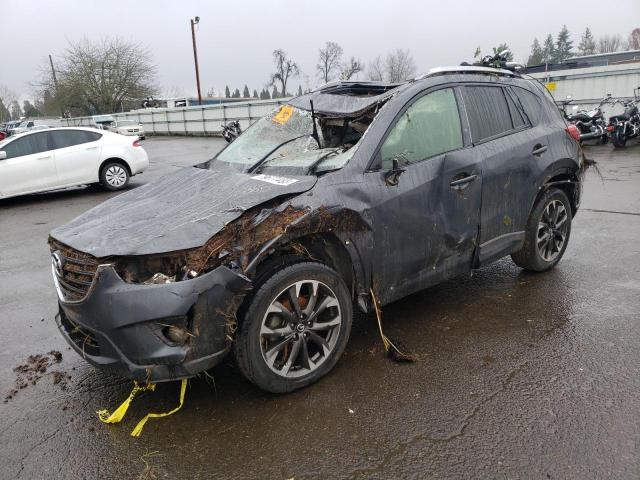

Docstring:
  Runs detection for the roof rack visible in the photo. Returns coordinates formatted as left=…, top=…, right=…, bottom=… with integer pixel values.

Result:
left=415, top=65, right=522, bottom=80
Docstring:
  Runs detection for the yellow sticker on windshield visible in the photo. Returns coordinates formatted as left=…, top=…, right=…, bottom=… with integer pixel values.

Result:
left=272, top=105, right=294, bottom=124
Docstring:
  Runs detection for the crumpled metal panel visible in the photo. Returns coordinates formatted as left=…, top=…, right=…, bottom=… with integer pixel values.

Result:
left=288, top=83, right=408, bottom=117
left=50, top=167, right=316, bottom=257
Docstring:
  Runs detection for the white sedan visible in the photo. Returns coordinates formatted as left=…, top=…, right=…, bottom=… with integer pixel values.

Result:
left=0, top=127, right=149, bottom=200
left=107, top=120, right=146, bottom=139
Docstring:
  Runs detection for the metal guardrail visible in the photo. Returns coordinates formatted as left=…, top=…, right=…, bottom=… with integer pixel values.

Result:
left=60, top=98, right=292, bottom=136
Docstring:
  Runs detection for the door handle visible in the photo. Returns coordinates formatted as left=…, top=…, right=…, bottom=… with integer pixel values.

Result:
left=37, top=155, right=52, bottom=160
left=450, top=174, right=478, bottom=190
left=85, top=146, right=99, bottom=150
left=532, top=145, right=548, bottom=156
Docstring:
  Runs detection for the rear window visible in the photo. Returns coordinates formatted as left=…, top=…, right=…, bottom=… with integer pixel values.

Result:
left=463, top=86, right=513, bottom=143
left=51, top=130, right=102, bottom=149
left=511, top=87, right=544, bottom=125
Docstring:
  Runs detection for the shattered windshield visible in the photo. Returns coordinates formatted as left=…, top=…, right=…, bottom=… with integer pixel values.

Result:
left=212, top=105, right=359, bottom=174
left=215, top=106, right=315, bottom=166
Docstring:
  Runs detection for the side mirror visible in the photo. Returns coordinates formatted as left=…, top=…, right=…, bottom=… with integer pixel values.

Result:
left=0, top=151, right=6, bottom=160
left=385, top=157, right=406, bottom=186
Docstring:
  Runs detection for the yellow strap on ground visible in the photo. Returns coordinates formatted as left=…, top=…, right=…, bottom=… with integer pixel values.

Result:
left=130, top=379, right=188, bottom=437
left=96, top=382, right=156, bottom=424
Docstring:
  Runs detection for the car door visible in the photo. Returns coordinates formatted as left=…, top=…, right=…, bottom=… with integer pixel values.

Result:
left=49, top=130, right=103, bottom=186
left=0, top=132, right=57, bottom=198
left=461, top=84, right=544, bottom=265
left=364, top=87, right=482, bottom=304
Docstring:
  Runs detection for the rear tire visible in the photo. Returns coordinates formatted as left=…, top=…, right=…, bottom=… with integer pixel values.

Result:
left=511, top=188, right=572, bottom=272
left=100, top=162, right=130, bottom=191
left=234, top=261, right=352, bottom=393
left=612, top=131, right=627, bottom=148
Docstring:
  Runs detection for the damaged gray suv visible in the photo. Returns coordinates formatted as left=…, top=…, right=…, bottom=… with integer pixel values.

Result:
left=50, top=65, right=583, bottom=393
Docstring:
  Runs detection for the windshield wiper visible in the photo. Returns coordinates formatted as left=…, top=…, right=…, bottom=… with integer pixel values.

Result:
left=246, top=134, right=311, bottom=174
left=306, top=148, right=341, bottom=175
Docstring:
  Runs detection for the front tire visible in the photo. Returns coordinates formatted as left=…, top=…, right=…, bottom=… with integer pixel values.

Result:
left=100, top=162, right=130, bottom=191
left=511, top=188, right=572, bottom=272
left=235, top=261, right=352, bottom=393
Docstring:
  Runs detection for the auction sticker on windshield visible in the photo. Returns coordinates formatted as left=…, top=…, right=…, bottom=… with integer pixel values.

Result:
left=272, top=105, right=294, bottom=124
left=252, top=174, right=299, bottom=186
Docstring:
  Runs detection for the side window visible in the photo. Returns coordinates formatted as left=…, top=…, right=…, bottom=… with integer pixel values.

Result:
left=380, top=88, right=463, bottom=169
left=463, top=86, right=513, bottom=143
left=51, top=130, right=101, bottom=149
left=84, top=131, right=102, bottom=142
left=505, top=90, right=528, bottom=129
left=1, top=132, right=49, bottom=159
left=511, top=87, right=544, bottom=125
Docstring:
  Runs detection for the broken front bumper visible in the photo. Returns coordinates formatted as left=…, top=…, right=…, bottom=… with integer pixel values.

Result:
left=54, top=264, right=249, bottom=383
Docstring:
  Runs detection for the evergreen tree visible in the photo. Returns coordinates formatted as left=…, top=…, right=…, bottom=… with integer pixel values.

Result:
left=527, top=38, right=544, bottom=66
left=578, top=28, right=597, bottom=56
left=242, top=85, right=250, bottom=98
left=543, top=34, right=556, bottom=63
left=252, top=89, right=258, bottom=99
left=555, top=25, right=574, bottom=63
left=271, top=86, right=279, bottom=99
left=224, top=85, right=231, bottom=98
left=264, top=88, right=271, bottom=100
left=22, top=100, right=41, bottom=117
left=232, top=88, right=241, bottom=98
left=297, top=85, right=303, bottom=96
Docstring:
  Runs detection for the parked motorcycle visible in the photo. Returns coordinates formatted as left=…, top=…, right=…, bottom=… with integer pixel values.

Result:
left=607, top=87, right=640, bottom=148
left=560, top=94, right=613, bottom=144
left=222, top=120, right=242, bottom=143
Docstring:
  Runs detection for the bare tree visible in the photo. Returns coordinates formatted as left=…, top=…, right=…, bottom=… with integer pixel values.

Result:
left=628, top=28, right=640, bottom=50
left=39, top=38, right=157, bottom=115
left=340, top=57, right=363, bottom=81
left=0, top=86, right=18, bottom=122
left=385, top=49, right=416, bottom=82
left=270, top=49, right=299, bottom=97
left=368, top=56, right=385, bottom=81
left=597, top=34, right=623, bottom=53
left=317, top=42, right=343, bottom=83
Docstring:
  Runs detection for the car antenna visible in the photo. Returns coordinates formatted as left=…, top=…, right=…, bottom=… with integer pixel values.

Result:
left=310, top=100, right=321, bottom=147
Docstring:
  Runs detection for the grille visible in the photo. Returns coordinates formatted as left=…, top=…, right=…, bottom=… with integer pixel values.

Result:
left=50, top=239, right=99, bottom=301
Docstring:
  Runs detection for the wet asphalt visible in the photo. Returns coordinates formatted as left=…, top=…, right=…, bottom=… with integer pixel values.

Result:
left=0, top=137, right=639, bottom=480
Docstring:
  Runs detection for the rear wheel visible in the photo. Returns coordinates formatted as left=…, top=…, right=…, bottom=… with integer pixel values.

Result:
left=100, top=162, right=130, bottom=191
left=612, top=130, right=627, bottom=148
left=234, top=261, right=352, bottom=393
left=511, top=188, right=572, bottom=272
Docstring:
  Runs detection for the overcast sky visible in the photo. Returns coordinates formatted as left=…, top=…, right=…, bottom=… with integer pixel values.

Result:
left=2, top=0, right=639, bottom=100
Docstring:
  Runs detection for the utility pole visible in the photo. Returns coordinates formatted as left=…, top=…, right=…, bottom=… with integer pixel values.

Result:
left=49, top=54, right=65, bottom=117
left=190, top=16, right=203, bottom=105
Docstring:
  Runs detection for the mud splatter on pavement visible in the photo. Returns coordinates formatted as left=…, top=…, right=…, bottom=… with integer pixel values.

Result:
left=3, top=351, right=71, bottom=403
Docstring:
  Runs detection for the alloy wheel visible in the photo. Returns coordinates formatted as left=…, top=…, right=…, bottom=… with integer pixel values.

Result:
left=536, top=199, right=568, bottom=262
left=260, top=280, right=342, bottom=378
left=105, top=165, right=127, bottom=187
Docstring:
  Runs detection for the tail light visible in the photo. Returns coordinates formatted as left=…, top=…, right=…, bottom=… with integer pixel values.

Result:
left=132, top=139, right=141, bottom=147
left=606, top=125, right=615, bottom=132
left=565, top=124, right=580, bottom=142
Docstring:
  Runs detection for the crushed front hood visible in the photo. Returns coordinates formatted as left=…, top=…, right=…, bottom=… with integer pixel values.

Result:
left=50, top=167, right=317, bottom=257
